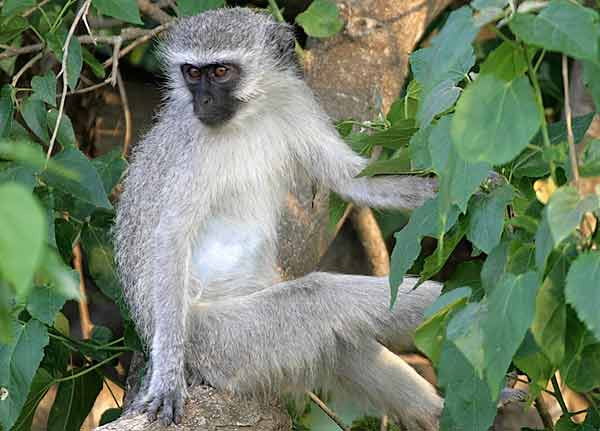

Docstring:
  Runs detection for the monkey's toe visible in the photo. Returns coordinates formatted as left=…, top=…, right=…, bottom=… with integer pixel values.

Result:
left=135, top=389, right=185, bottom=426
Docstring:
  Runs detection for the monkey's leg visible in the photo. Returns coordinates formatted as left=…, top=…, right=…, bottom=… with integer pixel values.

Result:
left=188, top=273, right=442, bottom=429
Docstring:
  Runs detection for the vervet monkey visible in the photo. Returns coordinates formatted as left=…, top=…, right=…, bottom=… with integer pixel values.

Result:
left=115, top=7, right=442, bottom=429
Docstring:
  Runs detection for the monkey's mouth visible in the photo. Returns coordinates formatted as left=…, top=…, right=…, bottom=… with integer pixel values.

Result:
left=193, top=92, right=242, bottom=127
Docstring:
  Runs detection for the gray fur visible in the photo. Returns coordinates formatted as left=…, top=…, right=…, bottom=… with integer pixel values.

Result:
left=115, top=7, right=440, bottom=429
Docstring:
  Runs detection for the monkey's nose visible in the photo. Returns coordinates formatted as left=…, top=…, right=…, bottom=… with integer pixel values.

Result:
left=201, top=95, right=213, bottom=105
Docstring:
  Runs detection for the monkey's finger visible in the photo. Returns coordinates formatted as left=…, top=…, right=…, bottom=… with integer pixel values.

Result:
left=174, top=395, right=185, bottom=425
left=159, top=396, right=175, bottom=426
left=147, top=397, right=162, bottom=422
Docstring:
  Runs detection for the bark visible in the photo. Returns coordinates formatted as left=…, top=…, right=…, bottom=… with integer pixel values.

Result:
left=304, top=0, right=456, bottom=121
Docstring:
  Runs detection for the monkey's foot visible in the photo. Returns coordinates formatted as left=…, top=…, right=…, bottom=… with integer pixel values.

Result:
left=131, top=385, right=186, bottom=426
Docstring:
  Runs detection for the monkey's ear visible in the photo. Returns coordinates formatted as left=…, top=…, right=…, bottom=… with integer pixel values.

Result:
left=268, top=22, right=298, bottom=70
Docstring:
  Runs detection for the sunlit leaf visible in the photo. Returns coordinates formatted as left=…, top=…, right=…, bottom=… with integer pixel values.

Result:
left=451, top=74, right=540, bottom=165
left=92, top=0, right=142, bottom=25
left=296, top=0, right=343, bottom=38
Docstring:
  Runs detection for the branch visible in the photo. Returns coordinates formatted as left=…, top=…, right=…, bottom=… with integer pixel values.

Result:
left=306, top=391, right=351, bottom=431
left=562, top=55, right=579, bottom=184
left=11, top=51, right=44, bottom=87
left=137, top=0, right=172, bottom=24
left=0, top=43, right=44, bottom=61
left=47, top=0, right=92, bottom=159
left=116, top=70, right=133, bottom=157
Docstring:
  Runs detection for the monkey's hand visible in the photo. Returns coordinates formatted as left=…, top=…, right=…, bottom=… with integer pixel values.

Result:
left=131, top=361, right=187, bottom=426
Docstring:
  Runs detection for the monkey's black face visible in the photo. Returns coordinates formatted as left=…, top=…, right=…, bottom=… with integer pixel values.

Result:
left=181, top=63, right=242, bottom=126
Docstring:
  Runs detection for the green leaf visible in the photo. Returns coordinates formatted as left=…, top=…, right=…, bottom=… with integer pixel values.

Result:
left=535, top=209, right=554, bottom=274
left=547, top=185, right=599, bottom=246
left=21, top=97, right=49, bottom=143
left=0, top=183, right=46, bottom=297
left=0, top=84, right=13, bottom=138
left=357, top=152, right=412, bottom=176
left=92, top=0, right=143, bottom=25
left=466, top=184, right=514, bottom=254
left=513, top=114, right=595, bottom=178
left=0, top=15, right=28, bottom=43
left=565, top=252, right=600, bottom=342
left=295, top=0, right=343, bottom=38
left=430, top=116, right=491, bottom=214
left=514, top=332, right=554, bottom=396
left=177, top=0, right=224, bottom=16
left=583, top=59, right=600, bottom=111
left=352, top=119, right=417, bottom=151
left=41, top=148, right=112, bottom=209
left=446, top=303, right=486, bottom=374
left=417, top=79, right=460, bottom=127
left=419, top=219, right=466, bottom=283
left=31, top=71, right=57, bottom=107
left=47, top=367, right=104, bottom=431
left=0, top=319, right=49, bottom=430
left=416, top=287, right=470, bottom=365
left=0, top=164, right=36, bottom=191
left=47, top=109, right=76, bottom=148
left=1, top=0, right=35, bottom=16
left=451, top=74, right=540, bottom=165
left=509, top=0, right=600, bottom=62
left=82, top=46, right=106, bottom=79
left=100, top=407, right=122, bottom=426
left=26, top=284, right=70, bottom=326
left=410, top=7, right=477, bottom=90
left=438, top=341, right=497, bottom=431
left=479, top=42, right=528, bottom=81
left=11, top=368, right=53, bottom=431
left=481, top=272, right=539, bottom=397
left=80, top=224, right=127, bottom=315
left=408, top=125, right=432, bottom=170
left=532, top=256, right=568, bottom=366
left=389, top=197, right=459, bottom=305
left=560, top=311, right=600, bottom=393
left=66, top=37, right=82, bottom=90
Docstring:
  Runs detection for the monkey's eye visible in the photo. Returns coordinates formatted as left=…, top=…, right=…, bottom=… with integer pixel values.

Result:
left=211, top=65, right=230, bottom=81
left=182, top=64, right=202, bottom=81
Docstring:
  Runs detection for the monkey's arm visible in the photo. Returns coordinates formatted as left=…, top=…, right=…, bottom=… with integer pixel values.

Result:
left=294, top=122, right=437, bottom=210
left=116, top=129, right=196, bottom=425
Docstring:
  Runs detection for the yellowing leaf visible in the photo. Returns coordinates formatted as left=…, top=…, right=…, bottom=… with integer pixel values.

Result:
left=533, top=177, right=557, bottom=204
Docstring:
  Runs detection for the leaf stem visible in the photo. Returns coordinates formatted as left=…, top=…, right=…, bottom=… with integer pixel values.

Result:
left=54, top=352, right=122, bottom=383
left=551, top=375, right=570, bottom=417
left=525, top=44, right=556, bottom=182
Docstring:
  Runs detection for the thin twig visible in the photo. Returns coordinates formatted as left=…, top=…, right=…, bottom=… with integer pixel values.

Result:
left=306, top=391, right=351, bottom=431
left=10, top=51, right=44, bottom=87
left=535, top=395, right=554, bottom=431
left=22, top=0, right=52, bottom=18
left=110, top=36, right=123, bottom=86
left=116, top=70, right=133, bottom=157
left=47, top=0, right=92, bottom=159
left=0, top=25, right=170, bottom=61
left=103, top=21, right=174, bottom=68
left=73, top=243, right=93, bottom=339
left=562, top=55, right=579, bottom=184
left=0, top=43, right=44, bottom=61
left=57, top=78, right=111, bottom=97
